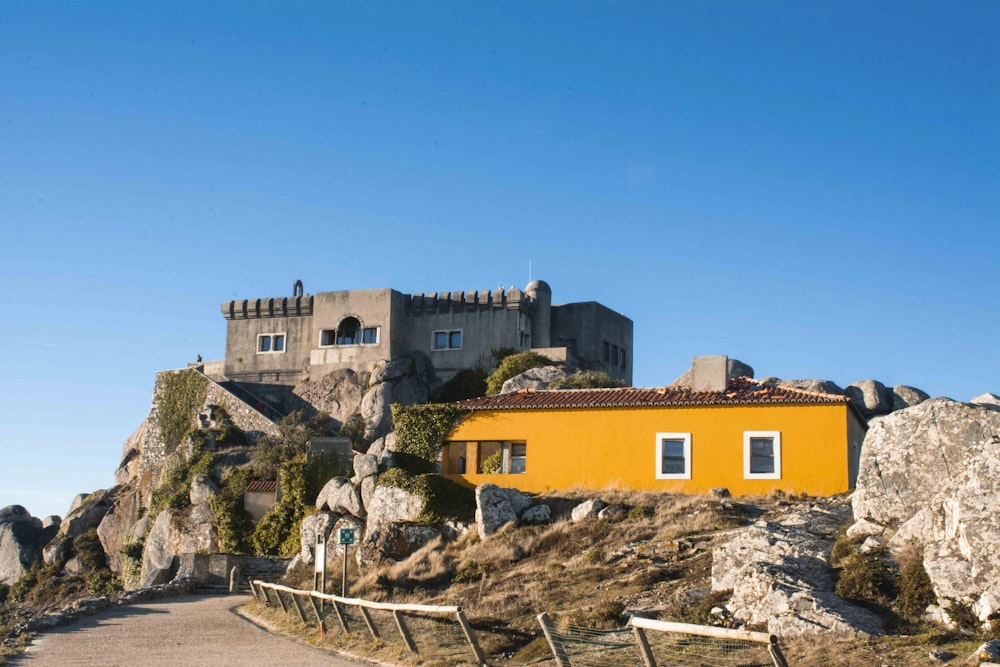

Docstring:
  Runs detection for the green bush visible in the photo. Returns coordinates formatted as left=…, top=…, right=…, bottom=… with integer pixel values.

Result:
left=485, top=351, right=553, bottom=395
left=120, top=541, right=144, bottom=590
left=560, top=371, right=625, bottom=389
left=391, top=404, right=468, bottom=473
left=436, top=367, right=488, bottom=402
left=338, top=413, right=366, bottom=451
left=896, top=545, right=935, bottom=621
left=835, top=547, right=896, bottom=608
left=155, top=369, right=208, bottom=454
left=72, top=529, right=107, bottom=572
left=250, top=455, right=326, bottom=556
left=480, top=450, right=502, bottom=474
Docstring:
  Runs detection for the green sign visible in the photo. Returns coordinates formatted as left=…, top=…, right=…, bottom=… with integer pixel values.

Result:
left=338, top=528, right=355, bottom=545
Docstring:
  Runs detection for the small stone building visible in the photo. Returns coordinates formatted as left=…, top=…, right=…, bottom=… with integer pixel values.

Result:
left=244, top=480, right=278, bottom=523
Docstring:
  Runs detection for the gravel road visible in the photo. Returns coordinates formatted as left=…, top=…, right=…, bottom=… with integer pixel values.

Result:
left=12, top=594, right=369, bottom=666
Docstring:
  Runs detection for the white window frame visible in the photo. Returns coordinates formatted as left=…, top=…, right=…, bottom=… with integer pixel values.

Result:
left=432, top=329, right=463, bottom=350
left=257, top=332, right=287, bottom=354
left=319, top=329, right=336, bottom=347
left=655, top=432, right=691, bottom=480
left=744, top=431, right=781, bottom=480
left=361, top=326, right=379, bottom=345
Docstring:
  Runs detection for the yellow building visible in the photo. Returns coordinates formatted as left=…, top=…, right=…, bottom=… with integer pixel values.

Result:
left=443, top=375, right=866, bottom=498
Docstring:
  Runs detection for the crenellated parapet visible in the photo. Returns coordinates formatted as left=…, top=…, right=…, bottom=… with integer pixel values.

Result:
left=404, top=287, right=533, bottom=315
left=221, top=295, right=314, bottom=320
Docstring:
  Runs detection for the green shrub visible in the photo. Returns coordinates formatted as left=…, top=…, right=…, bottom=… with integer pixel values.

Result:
left=72, top=529, right=107, bottom=572
left=835, top=547, right=896, bottom=608
left=946, top=599, right=980, bottom=632
left=485, top=351, right=553, bottom=395
left=896, top=545, right=935, bottom=621
left=338, top=413, right=367, bottom=451
left=436, top=367, right=489, bottom=402
left=391, top=404, right=468, bottom=473
left=120, top=541, right=144, bottom=590
left=210, top=493, right=255, bottom=555
left=155, top=369, right=208, bottom=454
left=560, top=371, right=625, bottom=389
left=250, top=455, right=320, bottom=556
left=86, top=569, right=121, bottom=597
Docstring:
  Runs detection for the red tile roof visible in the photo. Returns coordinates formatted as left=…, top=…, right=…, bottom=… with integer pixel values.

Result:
left=245, top=480, right=277, bottom=493
left=458, top=377, right=854, bottom=412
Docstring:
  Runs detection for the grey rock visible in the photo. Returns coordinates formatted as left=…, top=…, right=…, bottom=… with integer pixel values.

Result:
left=710, top=487, right=731, bottom=498
left=299, top=512, right=337, bottom=565
left=42, top=535, right=70, bottom=566
left=358, top=523, right=441, bottom=565
left=971, top=393, right=1000, bottom=410
left=844, top=380, right=893, bottom=417
left=59, top=487, right=120, bottom=541
left=67, top=493, right=89, bottom=516
left=364, top=485, right=424, bottom=536
left=360, top=476, right=376, bottom=511
left=315, top=477, right=351, bottom=512
left=714, top=506, right=881, bottom=638
left=0, top=509, right=42, bottom=586
left=189, top=475, right=219, bottom=506
left=520, top=504, right=551, bottom=525
left=292, top=368, right=367, bottom=426
left=598, top=504, right=627, bottom=521
left=850, top=398, right=1000, bottom=621
left=139, top=503, right=219, bottom=585
left=974, top=641, right=1000, bottom=663
left=97, top=488, right=140, bottom=573
left=475, top=484, right=533, bottom=537
left=41, top=515, right=61, bottom=530
left=369, top=358, right=412, bottom=385
left=353, top=454, right=379, bottom=480
left=891, top=385, right=930, bottom=411
left=778, top=379, right=845, bottom=395
left=328, top=483, right=365, bottom=519
left=500, top=366, right=567, bottom=394
left=671, top=359, right=754, bottom=388
left=572, top=499, right=608, bottom=521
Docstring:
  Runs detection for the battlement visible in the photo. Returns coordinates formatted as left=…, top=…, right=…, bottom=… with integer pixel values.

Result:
left=404, top=287, right=531, bottom=315
left=221, top=295, right=314, bottom=320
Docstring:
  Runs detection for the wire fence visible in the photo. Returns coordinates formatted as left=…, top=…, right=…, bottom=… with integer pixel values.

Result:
left=251, top=580, right=487, bottom=666
left=537, top=613, right=788, bottom=667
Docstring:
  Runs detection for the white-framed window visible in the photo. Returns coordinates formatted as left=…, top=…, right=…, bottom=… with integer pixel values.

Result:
left=433, top=329, right=462, bottom=350
left=744, top=431, right=781, bottom=479
left=655, top=432, right=691, bottom=480
left=362, top=327, right=379, bottom=344
left=320, top=324, right=379, bottom=346
left=257, top=333, right=286, bottom=354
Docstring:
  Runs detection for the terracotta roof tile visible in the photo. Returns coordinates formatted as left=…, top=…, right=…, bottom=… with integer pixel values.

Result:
left=458, top=377, right=853, bottom=411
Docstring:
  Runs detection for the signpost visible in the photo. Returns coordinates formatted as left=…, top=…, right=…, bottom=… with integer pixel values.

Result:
left=338, top=527, right=355, bottom=597
left=314, top=533, right=326, bottom=595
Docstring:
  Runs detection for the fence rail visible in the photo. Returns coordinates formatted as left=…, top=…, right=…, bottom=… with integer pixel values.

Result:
left=538, top=613, right=788, bottom=667
left=251, top=580, right=487, bottom=666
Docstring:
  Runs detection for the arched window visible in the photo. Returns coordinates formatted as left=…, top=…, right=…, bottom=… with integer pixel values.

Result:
left=337, top=317, right=361, bottom=345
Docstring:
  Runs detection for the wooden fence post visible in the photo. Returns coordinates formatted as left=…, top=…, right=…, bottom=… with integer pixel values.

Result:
left=359, top=606, right=380, bottom=640
left=632, top=626, right=657, bottom=667
left=393, top=611, right=419, bottom=654
left=456, top=609, right=487, bottom=667
left=537, top=612, right=572, bottom=667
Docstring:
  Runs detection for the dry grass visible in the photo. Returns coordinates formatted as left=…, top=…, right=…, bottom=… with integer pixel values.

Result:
left=258, top=490, right=983, bottom=666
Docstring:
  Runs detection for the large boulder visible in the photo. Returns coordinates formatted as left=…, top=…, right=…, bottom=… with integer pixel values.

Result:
left=353, top=453, right=379, bottom=481
left=475, top=484, right=533, bottom=537
left=849, top=398, right=1000, bottom=621
left=714, top=504, right=881, bottom=638
left=0, top=505, right=42, bottom=586
left=844, top=380, right=893, bottom=418
left=299, top=511, right=337, bottom=566
left=971, top=393, right=1000, bottom=410
left=293, top=368, right=367, bottom=425
left=571, top=499, right=608, bottom=521
left=97, top=488, right=141, bottom=573
left=360, top=354, right=436, bottom=443
left=364, top=485, right=424, bottom=535
left=189, top=475, right=219, bottom=506
left=499, top=367, right=567, bottom=394
left=140, top=503, right=220, bottom=586
left=891, top=385, right=930, bottom=411
left=59, top=487, right=121, bottom=541
left=327, top=483, right=365, bottom=519
left=778, top=379, right=844, bottom=395
left=315, top=477, right=351, bottom=512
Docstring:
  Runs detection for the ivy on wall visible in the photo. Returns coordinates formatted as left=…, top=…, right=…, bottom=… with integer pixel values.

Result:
left=390, top=404, right=469, bottom=473
left=377, top=467, right=474, bottom=524
left=155, top=369, right=208, bottom=454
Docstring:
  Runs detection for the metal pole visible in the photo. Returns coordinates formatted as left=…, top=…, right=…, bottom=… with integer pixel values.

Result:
left=342, top=544, right=348, bottom=596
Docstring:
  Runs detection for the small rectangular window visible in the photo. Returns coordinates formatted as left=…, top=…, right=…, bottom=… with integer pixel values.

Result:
left=509, top=442, right=527, bottom=474
left=257, top=333, right=287, bottom=355
left=433, top=330, right=462, bottom=350
left=603, top=341, right=610, bottom=362
left=744, top=431, right=781, bottom=479
left=620, top=349, right=627, bottom=369
left=655, top=432, right=691, bottom=480
left=320, top=329, right=336, bottom=347
left=362, top=327, right=379, bottom=344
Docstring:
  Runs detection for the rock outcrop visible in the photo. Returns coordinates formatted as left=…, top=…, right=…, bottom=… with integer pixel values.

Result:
left=714, top=504, right=882, bottom=638
left=475, top=484, right=533, bottom=536
left=140, top=503, right=220, bottom=587
left=293, top=368, right=367, bottom=425
left=360, top=354, right=436, bottom=443
left=499, top=366, right=568, bottom=394
left=849, top=397, right=1000, bottom=621
left=891, top=385, right=929, bottom=411
left=0, top=505, right=44, bottom=586
left=844, top=380, right=893, bottom=418
left=778, top=379, right=844, bottom=395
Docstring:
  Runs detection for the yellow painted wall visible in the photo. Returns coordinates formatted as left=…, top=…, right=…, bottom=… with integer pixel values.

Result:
left=444, top=403, right=853, bottom=497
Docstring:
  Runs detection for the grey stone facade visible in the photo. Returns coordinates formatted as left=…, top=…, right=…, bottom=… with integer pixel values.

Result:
left=219, top=279, right=632, bottom=391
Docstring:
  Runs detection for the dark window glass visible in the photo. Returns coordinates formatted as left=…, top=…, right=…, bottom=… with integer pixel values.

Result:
left=259, top=336, right=271, bottom=352
left=273, top=335, right=284, bottom=352
left=750, top=438, right=775, bottom=474
left=337, top=317, right=361, bottom=345
left=449, top=331, right=462, bottom=349
left=320, top=330, right=335, bottom=346
left=660, top=439, right=686, bottom=475
left=362, top=327, right=378, bottom=344
left=434, top=331, right=449, bottom=349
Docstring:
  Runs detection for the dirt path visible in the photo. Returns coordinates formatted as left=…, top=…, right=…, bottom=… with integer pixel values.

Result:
left=12, top=594, right=369, bottom=666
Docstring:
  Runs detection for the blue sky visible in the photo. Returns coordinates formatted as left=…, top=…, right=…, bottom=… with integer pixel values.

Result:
left=1, top=1, right=997, bottom=519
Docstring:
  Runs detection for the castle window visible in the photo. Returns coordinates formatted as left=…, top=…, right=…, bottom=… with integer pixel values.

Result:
left=337, top=317, right=361, bottom=345
left=611, top=345, right=619, bottom=366
left=656, top=432, right=691, bottom=480
left=257, top=333, right=286, bottom=354
left=744, top=431, right=781, bottom=480
left=603, top=341, right=610, bottom=362
left=362, top=327, right=379, bottom=344
left=620, top=348, right=627, bottom=369
left=433, top=329, right=462, bottom=350
left=320, top=329, right=336, bottom=347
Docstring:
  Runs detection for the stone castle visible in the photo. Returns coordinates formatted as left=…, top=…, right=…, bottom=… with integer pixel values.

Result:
left=210, top=279, right=632, bottom=411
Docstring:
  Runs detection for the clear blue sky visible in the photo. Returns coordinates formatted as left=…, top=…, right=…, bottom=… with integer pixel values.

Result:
left=1, top=1, right=997, bottom=519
